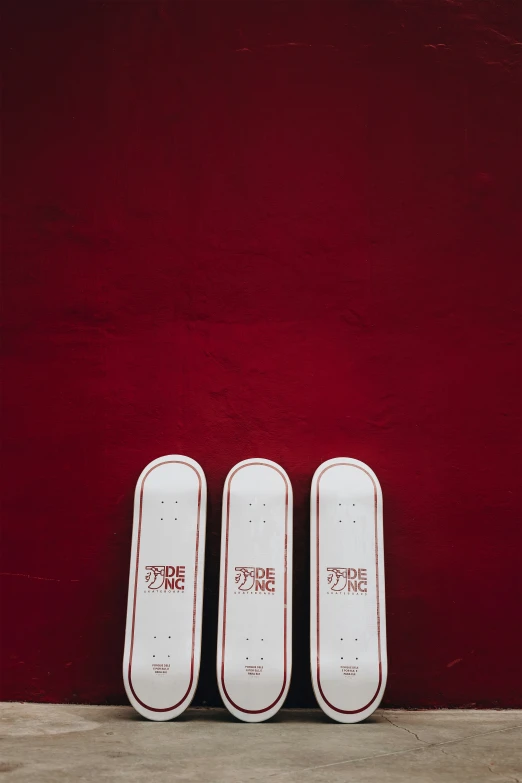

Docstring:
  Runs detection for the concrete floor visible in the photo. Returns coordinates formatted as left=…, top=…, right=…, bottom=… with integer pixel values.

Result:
left=0, top=704, right=520, bottom=783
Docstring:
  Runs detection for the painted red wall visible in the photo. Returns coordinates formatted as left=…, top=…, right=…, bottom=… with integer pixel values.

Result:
left=2, top=1, right=521, bottom=708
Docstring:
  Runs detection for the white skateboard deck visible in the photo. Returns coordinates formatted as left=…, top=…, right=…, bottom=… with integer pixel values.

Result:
left=123, top=456, right=206, bottom=720
left=311, top=458, right=387, bottom=722
left=217, top=459, right=292, bottom=722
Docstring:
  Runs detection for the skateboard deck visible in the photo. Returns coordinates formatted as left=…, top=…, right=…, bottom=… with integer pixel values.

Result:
left=123, top=455, right=206, bottom=720
left=311, top=458, right=386, bottom=722
left=217, top=458, right=292, bottom=722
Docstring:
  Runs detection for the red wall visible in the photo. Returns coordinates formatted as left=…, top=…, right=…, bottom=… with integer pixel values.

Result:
left=2, top=1, right=521, bottom=708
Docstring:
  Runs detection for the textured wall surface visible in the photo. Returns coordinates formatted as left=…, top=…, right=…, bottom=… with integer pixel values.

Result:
left=2, top=1, right=521, bottom=708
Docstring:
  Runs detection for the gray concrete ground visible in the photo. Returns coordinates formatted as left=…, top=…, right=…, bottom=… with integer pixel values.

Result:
left=0, top=704, right=520, bottom=783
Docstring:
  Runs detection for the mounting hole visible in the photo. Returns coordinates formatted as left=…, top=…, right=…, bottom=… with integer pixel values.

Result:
left=356, top=658, right=358, bottom=660
left=168, top=636, right=171, bottom=639
left=261, top=658, right=264, bottom=661
left=153, top=655, right=155, bottom=658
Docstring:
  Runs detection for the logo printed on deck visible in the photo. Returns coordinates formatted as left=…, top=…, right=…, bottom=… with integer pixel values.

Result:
left=145, top=565, right=185, bottom=591
left=235, top=566, right=275, bottom=593
left=327, top=567, right=367, bottom=594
